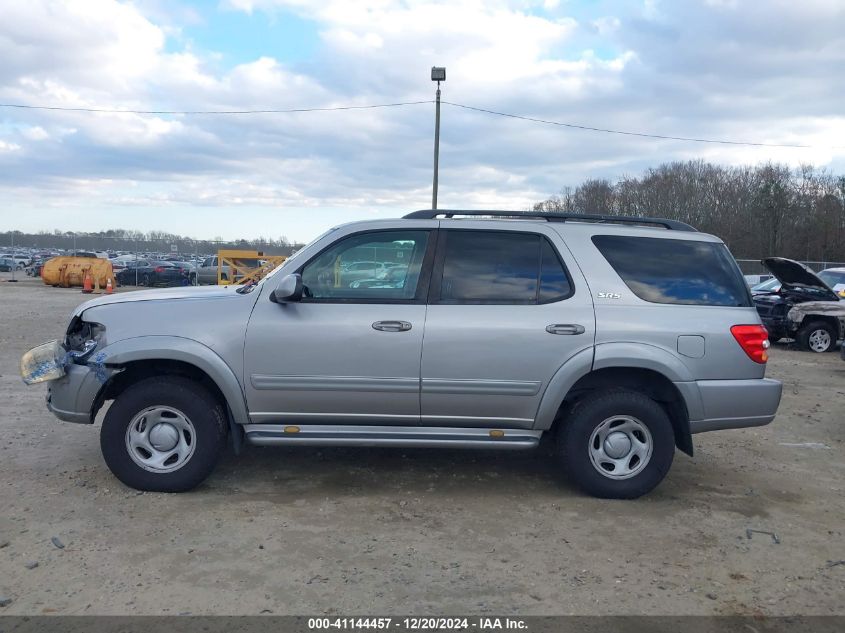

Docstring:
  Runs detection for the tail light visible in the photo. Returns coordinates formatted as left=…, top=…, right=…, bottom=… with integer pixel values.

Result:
left=154, top=266, right=165, bottom=273
left=731, top=325, right=770, bottom=363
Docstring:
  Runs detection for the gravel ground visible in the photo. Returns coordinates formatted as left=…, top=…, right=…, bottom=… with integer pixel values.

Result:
left=0, top=274, right=843, bottom=616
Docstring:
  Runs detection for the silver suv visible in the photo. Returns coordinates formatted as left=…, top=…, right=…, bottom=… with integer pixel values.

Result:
left=22, top=210, right=782, bottom=499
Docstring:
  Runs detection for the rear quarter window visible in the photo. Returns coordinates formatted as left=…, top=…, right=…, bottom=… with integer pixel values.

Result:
left=592, top=235, right=751, bottom=307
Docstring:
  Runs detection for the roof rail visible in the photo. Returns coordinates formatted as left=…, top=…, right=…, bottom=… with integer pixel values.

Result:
left=403, top=209, right=697, bottom=232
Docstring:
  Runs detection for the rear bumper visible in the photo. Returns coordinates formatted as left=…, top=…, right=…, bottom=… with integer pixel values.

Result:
left=675, top=378, right=783, bottom=434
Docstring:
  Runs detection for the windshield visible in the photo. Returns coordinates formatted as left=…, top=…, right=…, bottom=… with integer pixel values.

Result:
left=818, top=270, right=845, bottom=291
left=751, top=277, right=781, bottom=292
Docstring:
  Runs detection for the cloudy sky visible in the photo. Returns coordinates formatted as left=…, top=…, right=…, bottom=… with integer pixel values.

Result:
left=1, top=0, right=843, bottom=242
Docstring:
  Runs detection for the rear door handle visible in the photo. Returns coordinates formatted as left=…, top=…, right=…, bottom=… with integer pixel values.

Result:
left=546, top=323, right=586, bottom=335
left=372, top=320, right=412, bottom=332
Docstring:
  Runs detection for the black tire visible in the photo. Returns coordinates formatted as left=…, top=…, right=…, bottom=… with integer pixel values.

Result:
left=100, top=376, right=227, bottom=492
left=797, top=320, right=837, bottom=353
left=557, top=389, right=675, bottom=499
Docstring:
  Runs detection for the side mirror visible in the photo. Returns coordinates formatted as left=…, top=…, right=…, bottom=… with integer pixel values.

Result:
left=270, top=273, right=303, bottom=303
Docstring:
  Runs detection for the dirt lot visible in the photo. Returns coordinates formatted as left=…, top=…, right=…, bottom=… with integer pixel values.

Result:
left=0, top=273, right=843, bottom=616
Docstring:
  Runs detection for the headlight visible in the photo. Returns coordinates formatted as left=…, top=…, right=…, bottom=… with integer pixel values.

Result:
left=20, top=340, right=66, bottom=385
left=65, top=317, right=105, bottom=353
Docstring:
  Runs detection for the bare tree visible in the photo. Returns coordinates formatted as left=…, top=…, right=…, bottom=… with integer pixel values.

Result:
left=533, top=160, right=845, bottom=261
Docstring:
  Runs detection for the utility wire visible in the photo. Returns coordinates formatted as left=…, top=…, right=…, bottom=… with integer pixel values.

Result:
left=442, top=100, right=827, bottom=149
left=0, top=100, right=433, bottom=114
left=0, top=98, right=837, bottom=149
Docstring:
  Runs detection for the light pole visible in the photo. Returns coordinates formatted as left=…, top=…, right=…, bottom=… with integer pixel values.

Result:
left=431, top=66, right=446, bottom=210
left=9, top=230, right=17, bottom=283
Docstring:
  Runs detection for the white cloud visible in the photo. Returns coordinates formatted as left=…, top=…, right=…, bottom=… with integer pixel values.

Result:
left=22, top=126, right=49, bottom=141
left=592, top=16, right=621, bottom=35
left=0, top=0, right=843, bottom=240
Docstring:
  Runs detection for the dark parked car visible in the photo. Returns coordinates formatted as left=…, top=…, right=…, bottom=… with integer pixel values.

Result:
left=115, top=260, right=189, bottom=287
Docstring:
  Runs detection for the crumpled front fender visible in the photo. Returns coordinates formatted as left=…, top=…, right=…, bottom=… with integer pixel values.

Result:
left=48, top=336, right=250, bottom=426
left=93, top=336, right=251, bottom=426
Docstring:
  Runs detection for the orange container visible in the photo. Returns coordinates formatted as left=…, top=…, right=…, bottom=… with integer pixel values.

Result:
left=41, top=257, right=116, bottom=289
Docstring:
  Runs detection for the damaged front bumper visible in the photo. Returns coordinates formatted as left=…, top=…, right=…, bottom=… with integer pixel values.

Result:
left=45, top=362, right=115, bottom=424
left=22, top=339, right=118, bottom=425
left=760, top=316, right=789, bottom=341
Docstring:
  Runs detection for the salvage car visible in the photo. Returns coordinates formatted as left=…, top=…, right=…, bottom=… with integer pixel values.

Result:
left=753, top=258, right=845, bottom=352
left=25, top=261, right=44, bottom=277
left=0, top=257, right=18, bottom=272
left=194, top=256, right=230, bottom=285
left=115, top=260, right=189, bottom=287
left=22, top=210, right=782, bottom=499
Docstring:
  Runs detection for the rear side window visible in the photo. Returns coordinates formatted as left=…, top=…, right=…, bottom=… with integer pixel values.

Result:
left=436, top=231, right=572, bottom=304
left=592, top=235, right=751, bottom=307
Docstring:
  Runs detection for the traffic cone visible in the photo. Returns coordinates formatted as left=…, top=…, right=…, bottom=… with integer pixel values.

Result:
left=82, top=271, right=93, bottom=294
left=106, top=278, right=114, bottom=294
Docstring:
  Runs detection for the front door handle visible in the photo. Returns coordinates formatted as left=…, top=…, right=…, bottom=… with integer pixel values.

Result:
left=372, top=320, right=412, bottom=332
left=546, top=323, right=586, bottom=335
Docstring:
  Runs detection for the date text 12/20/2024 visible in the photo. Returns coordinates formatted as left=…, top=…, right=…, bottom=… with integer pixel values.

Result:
left=307, top=618, right=528, bottom=630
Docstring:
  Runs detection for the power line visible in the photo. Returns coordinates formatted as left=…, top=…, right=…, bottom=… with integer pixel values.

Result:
left=0, top=100, right=433, bottom=114
left=0, top=98, right=838, bottom=149
left=442, top=100, right=831, bottom=149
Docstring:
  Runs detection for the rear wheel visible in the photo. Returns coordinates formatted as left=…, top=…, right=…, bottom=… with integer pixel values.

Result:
left=797, top=320, right=836, bottom=353
left=557, top=389, right=675, bottom=499
left=100, top=376, right=227, bottom=492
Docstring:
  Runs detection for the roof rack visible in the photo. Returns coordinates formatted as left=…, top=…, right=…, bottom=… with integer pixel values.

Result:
left=403, top=209, right=697, bottom=232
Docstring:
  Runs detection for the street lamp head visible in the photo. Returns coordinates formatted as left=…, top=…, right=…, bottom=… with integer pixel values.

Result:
left=431, top=66, right=446, bottom=82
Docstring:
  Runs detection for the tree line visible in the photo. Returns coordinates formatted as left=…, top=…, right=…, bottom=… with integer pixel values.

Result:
left=533, top=161, right=845, bottom=262
left=1, top=228, right=302, bottom=256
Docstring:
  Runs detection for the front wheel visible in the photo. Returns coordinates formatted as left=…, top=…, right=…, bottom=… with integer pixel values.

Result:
left=100, top=376, right=227, bottom=492
left=557, top=389, right=675, bottom=499
left=797, top=320, right=837, bottom=353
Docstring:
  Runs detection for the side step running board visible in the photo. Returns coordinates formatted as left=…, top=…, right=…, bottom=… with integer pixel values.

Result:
left=243, top=424, right=541, bottom=450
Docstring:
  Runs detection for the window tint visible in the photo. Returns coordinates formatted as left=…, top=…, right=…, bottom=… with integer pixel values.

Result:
left=539, top=238, right=572, bottom=302
left=300, top=231, right=429, bottom=301
left=437, top=231, right=572, bottom=304
left=592, top=235, right=751, bottom=307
